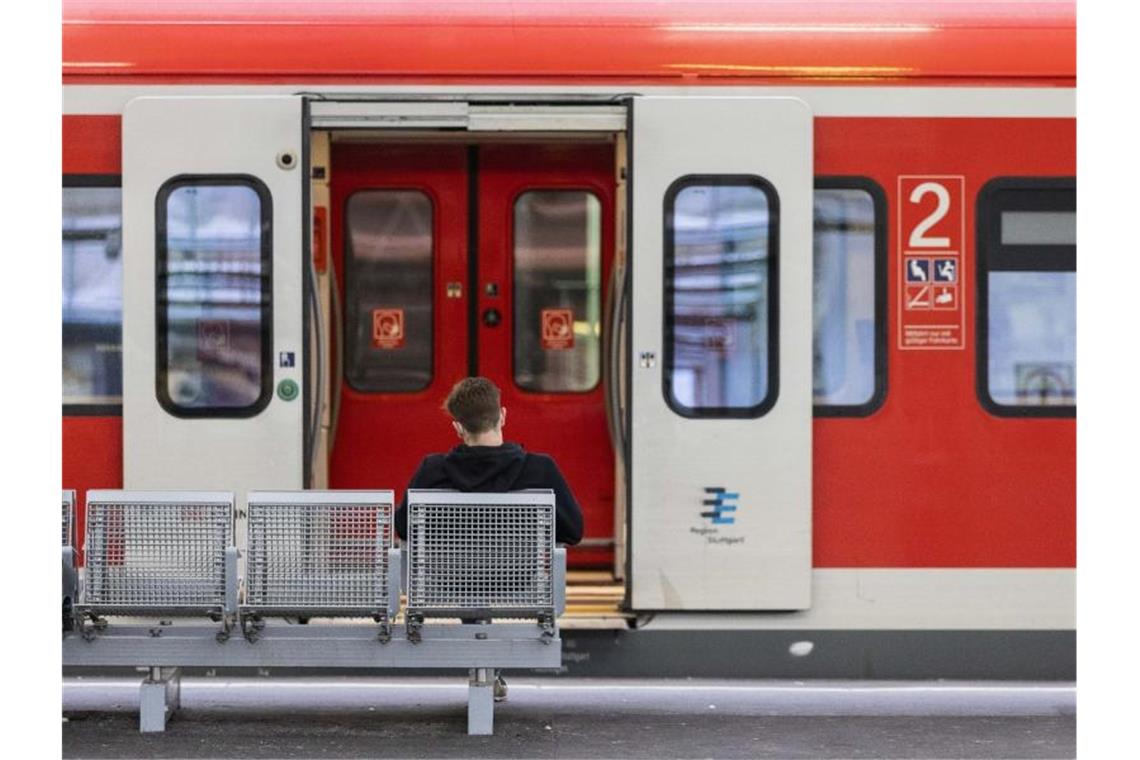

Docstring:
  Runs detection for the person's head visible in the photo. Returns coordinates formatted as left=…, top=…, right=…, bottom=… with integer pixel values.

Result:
left=444, top=377, right=506, bottom=444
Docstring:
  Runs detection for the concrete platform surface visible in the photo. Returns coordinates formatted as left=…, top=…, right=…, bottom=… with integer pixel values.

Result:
left=62, top=677, right=1075, bottom=759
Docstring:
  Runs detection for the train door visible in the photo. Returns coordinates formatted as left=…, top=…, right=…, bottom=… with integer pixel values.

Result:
left=328, top=140, right=616, bottom=567
left=328, top=143, right=470, bottom=494
left=478, top=144, right=616, bottom=566
left=121, top=96, right=308, bottom=501
left=628, top=96, right=814, bottom=610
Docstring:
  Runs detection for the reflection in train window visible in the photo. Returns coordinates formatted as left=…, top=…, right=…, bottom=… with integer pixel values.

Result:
left=664, top=177, right=779, bottom=418
left=988, top=272, right=1076, bottom=406
left=813, top=186, right=879, bottom=410
left=156, top=178, right=272, bottom=416
left=345, top=190, right=433, bottom=393
left=977, top=178, right=1076, bottom=415
left=513, top=190, right=602, bottom=393
left=63, top=182, right=122, bottom=409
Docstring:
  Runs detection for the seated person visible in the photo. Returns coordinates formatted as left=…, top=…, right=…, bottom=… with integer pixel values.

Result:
left=394, top=376, right=584, bottom=546
left=394, top=376, right=584, bottom=703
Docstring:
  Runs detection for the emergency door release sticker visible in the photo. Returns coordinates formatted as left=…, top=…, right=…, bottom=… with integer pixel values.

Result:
left=898, top=176, right=966, bottom=350
left=371, top=308, right=405, bottom=349
left=541, top=308, right=574, bottom=350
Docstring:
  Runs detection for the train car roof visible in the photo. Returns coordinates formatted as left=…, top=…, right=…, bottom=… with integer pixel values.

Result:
left=63, top=1, right=1075, bottom=84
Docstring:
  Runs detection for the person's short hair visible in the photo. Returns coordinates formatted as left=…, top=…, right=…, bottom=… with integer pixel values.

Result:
left=444, top=377, right=501, bottom=434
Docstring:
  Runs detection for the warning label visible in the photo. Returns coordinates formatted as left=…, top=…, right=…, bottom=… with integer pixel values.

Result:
left=898, top=176, right=965, bottom=350
left=371, top=308, right=405, bottom=349
left=541, top=309, right=574, bottom=350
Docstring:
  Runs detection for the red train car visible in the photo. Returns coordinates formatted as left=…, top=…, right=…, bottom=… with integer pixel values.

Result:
left=62, top=1, right=1075, bottom=677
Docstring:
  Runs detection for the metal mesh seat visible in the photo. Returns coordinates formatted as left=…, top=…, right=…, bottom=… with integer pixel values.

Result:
left=80, top=490, right=234, bottom=617
left=406, top=489, right=556, bottom=620
left=243, top=491, right=395, bottom=618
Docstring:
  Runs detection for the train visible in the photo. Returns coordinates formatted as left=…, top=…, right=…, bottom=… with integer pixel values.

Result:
left=62, top=1, right=1076, bottom=678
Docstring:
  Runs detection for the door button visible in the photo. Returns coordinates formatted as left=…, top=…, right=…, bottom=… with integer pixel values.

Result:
left=482, top=308, right=502, bottom=328
left=277, top=378, right=299, bottom=401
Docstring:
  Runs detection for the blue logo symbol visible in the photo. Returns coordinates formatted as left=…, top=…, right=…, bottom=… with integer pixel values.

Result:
left=701, top=487, right=738, bottom=525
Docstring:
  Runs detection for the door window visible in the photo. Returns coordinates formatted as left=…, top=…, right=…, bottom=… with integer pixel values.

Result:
left=664, top=176, right=779, bottom=418
left=156, top=177, right=272, bottom=416
left=513, top=190, right=602, bottom=393
left=344, top=190, right=434, bottom=393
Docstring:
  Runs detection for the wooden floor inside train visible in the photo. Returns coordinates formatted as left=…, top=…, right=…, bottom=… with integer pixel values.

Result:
left=385, top=571, right=628, bottom=630
left=561, top=570, right=629, bottom=629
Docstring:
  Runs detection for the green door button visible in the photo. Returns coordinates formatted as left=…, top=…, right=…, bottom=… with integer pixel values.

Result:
left=277, top=379, right=299, bottom=401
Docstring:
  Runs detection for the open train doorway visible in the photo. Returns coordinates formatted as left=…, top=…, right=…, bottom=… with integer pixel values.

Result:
left=323, top=139, right=620, bottom=577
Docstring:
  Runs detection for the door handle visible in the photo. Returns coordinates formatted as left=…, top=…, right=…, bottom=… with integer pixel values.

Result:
left=482, top=308, right=502, bottom=328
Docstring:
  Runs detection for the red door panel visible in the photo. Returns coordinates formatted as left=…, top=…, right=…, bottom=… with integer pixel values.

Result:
left=478, top=144, right=616, bottom=567
left=329, top=144, right=469, bottom=495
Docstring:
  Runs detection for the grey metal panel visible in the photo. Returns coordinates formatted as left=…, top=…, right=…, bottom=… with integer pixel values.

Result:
left=243, top=490, right=394, bottom=618
left=467, top=104, right=626, bottom=132
left=629, top=96, right=813, bottom=610
left=310, top=101, right=469, bottom=129
left=309, top=101, right=626, bottom=132
left=63, top=624, right=561, bottom=669
left=80, top=490, right=234, bottom=616
left=406, top=490, right=556, bottom=619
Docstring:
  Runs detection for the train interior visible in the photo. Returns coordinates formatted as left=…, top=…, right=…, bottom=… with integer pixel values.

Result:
left=313, top=130, right=629, bottom=627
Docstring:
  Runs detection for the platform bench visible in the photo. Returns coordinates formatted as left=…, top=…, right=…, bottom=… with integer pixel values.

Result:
left=62, top=488, right=564, bottom=736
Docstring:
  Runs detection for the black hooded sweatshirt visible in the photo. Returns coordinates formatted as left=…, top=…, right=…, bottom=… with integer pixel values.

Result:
left=394, top=442, right=584, bottom=545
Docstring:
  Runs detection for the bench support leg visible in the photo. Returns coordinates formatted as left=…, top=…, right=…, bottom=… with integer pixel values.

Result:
left=467, top=668, right=494, bottom=736
left=139, top=666, right=181, bottom=733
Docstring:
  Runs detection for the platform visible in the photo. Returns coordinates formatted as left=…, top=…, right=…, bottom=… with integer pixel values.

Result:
left=62, top=678, right=1075, bottom=759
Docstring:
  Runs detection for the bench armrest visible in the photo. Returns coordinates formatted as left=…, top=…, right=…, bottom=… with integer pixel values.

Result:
left=554, top=547, right=567, bottom=617
left=388, top=547, right=403, bottom=618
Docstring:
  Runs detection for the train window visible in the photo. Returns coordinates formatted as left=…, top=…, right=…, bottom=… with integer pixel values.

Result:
left=344, top=190, right=433, bottom=393
left=813, top=180, right=887, bottom=414
left=664, top=176, right=779, bottom=418
left=63, top=180, right=123, bottom=412
left=977, top=178, right=1076, bottom=416
left=513, top=190, right=602, bottom=393
left=156, top=177, right=273, bottom=417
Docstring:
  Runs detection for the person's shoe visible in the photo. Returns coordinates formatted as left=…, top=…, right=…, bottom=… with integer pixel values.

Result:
left=493, top=674, right=508, bottom=702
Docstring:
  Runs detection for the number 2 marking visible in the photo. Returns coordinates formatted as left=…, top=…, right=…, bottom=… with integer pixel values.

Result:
left=908, top=181, right=951, bottom=248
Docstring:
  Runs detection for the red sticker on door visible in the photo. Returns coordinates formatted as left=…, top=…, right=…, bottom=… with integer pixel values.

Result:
left=541, top=309, right=574, bottom=350
left=372, top=308, right=405, bottom=349
left=898, top=176, right=966, bottom=350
